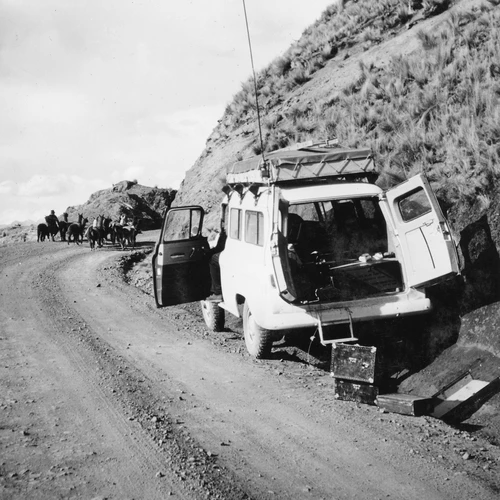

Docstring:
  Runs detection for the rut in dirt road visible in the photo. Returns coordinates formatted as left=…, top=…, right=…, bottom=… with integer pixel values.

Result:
left=1, top=241, right=499, bottom=500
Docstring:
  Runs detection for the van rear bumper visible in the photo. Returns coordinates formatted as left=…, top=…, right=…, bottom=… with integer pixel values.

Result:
left=257, top=292, right=431, bottom=331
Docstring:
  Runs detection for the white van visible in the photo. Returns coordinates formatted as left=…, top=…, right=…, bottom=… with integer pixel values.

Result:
left=152, top=144, right=460, bottom=358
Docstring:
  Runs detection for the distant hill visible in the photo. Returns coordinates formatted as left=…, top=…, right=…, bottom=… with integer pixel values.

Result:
left=0, top=219, right=36, bottom=228
left=63, top=180, right=176, bottom=230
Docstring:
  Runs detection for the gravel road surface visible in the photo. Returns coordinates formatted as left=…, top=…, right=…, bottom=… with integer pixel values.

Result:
left=1, top=238, right=499, bottom=499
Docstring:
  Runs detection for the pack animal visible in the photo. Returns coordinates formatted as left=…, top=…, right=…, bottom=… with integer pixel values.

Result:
left=58, top=213, right=70, bottom=242
left=88, top=215, right=104, bottom=250
left=67, top=214, right=88, bottom=245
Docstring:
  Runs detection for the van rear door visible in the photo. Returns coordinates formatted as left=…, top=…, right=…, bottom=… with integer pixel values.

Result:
left=152, top=206, right=211, bottom=307
left=269, top=187, right=300, bottom=303
left=384, top=174, right=459, bottom=288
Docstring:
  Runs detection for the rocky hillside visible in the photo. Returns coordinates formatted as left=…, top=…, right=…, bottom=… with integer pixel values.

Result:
left=64, top=180, right=176, bottom=230
left=175, top=0, right=500, bottom=252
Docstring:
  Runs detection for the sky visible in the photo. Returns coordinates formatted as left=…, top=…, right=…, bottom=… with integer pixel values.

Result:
left=0, top=0, right=332, bottom=225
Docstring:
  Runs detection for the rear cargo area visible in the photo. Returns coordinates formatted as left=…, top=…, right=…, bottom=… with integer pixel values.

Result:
left=283, top=197, right=404, bottom=303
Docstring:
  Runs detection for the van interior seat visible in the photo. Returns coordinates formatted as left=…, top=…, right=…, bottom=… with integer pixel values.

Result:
left=287, top=213, right=303, bottom=244
left=294, top=220, right=329, bottom=262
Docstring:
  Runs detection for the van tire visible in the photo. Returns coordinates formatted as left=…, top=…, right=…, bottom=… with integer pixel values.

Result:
left=201, top=300, right=225, bottom=332
left=243, top=302, right=273, bottom=358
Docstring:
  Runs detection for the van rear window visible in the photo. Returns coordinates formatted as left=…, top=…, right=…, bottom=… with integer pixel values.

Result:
left=398, top=187, right=432, bottom=222
left=245, top=211, right=264, bottom=246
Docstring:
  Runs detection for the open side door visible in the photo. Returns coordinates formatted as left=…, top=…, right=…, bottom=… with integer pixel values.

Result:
left=152, top=206, right=211, bottom=307
left=384, top=174, right=459, bottom=288
left=270, top=189, right=299, bottom=303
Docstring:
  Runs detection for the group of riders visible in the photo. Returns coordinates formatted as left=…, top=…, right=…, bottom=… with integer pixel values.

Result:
left=38, top=210, right=139, bottom=249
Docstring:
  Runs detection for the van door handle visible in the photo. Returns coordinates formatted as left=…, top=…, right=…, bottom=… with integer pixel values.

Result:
left=171, top=253, right=184, bottom=259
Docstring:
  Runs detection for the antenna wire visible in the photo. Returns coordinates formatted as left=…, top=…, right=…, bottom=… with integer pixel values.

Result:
left=242, top=0, right=266, bottom=164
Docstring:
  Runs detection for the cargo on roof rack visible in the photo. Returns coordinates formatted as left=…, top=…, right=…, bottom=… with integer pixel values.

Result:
left=226, top=146, right=377, bottom=186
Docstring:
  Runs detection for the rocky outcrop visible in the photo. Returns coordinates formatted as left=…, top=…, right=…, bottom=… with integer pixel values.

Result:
left=64, top=181, right=176, bottom=230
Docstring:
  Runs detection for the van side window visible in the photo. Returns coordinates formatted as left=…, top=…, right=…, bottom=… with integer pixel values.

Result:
left=245, top=210, right=264, bottom=246
left=229, top=208, right=242, bottom=240
left=398, top=187, right=432, bottom=222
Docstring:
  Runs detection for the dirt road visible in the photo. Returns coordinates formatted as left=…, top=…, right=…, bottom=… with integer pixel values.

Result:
left=1, top=238, right=499, bottom=499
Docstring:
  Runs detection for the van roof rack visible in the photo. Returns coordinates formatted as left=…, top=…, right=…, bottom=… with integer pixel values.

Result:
left=226, top=145, right=377, bottom=186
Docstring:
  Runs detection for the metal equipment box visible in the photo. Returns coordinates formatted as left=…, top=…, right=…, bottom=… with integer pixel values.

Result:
left=333, top=378, right=379, bottom=405
left=331, top=343, right=379, bottom=384
left=431, top=372, right=500, bottom=424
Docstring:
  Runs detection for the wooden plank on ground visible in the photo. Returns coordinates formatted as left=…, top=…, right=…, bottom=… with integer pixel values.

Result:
left=376, top=393, right=433, bottom=417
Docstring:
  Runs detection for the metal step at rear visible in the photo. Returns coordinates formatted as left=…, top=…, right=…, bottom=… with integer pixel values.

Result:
left=314, top=310, right=357, bottom=346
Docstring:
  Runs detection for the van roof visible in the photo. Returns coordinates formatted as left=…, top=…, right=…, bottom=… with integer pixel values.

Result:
left=227, top=146, right=376, bottom=186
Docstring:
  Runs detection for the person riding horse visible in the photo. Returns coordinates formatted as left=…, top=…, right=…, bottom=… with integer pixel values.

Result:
left=45, top=210, right=59, bottom=227
left=42, top=210, right=60, bottom=241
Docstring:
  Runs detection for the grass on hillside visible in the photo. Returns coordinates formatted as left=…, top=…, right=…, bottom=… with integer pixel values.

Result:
left=222, top=0, right=500, bottom=208
left=333, top=2, right=500, bottom=207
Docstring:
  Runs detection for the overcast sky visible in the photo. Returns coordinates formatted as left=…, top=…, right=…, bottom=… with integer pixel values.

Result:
left=0, top=0, right=331, bottom=225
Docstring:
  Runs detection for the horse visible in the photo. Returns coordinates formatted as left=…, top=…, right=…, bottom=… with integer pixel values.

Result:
left=67, top=214, right=88, bottom=245
left=113, top=217, right=140, bottom=250
left=109, top=220, right=121, bottom=245
left=58, top=213, right=69, bottom=241
left=88, top=215, right=104, bottom=250
left=37, top=223, right=50, bottom=242
left=97, top=214, right=108, bottom=246
left=122, top=226, right=136, bottom=249
left=37, top=218, right=59, bottom=242
left=88, top=226, right=101, bottom=250
left=102, top=216, right=113, bottom=243
left=112, top=223, right=125, bottom=250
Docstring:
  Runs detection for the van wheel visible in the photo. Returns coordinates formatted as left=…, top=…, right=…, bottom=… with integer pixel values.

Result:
left=243, top=302, right=273, bottom=359
left=200, top=300, right=225, bottom=332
